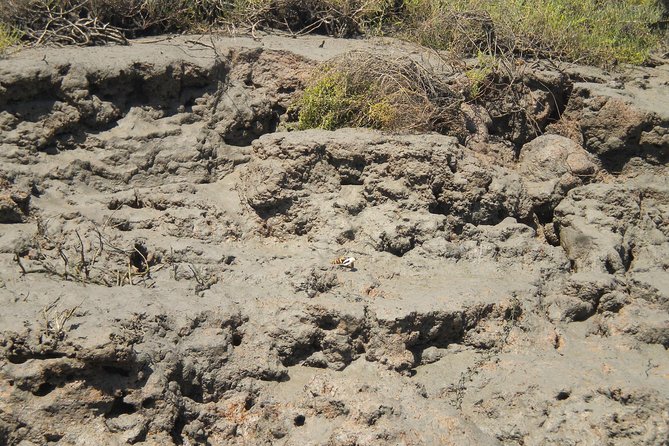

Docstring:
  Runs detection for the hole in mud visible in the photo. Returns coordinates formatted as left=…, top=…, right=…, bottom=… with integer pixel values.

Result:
left=180, top=381, right=204, bottom=403
left=8, top=351, right=67, bottom=364
left=44, top=433, right=63, bottom=442
left=126, top=197, right=144, bottom=209
left=30, top=183, right=43, bottom=198
left=505, top=305, right=522, bottom=320
left=255, top=197, right=295, bottom=220
left=115, top=220, right=131, bottom=231
left=316, top=316, right=338, bottom=331
left=556, top=390, right=571, bottom=401
left=305, top=358, right=328, bottom=369
left=280, top=338, right=325, bottom=368
left=142, top=397, right=156, bottom=409
left=328, top=157, right=365, bottom=185
left=170, top=413, right=187, bottom=445
left=337, top=229, right=355, bottom=242
left=294, top=415, right=305, bottom=426
left=428, top=200, right=451, bottom=216
left=102, top=365, right=131, bottom=377
left=130, top=242, right=150, bottom=272
left=42, top=146, right=59, bottom=155
left=625, top=248, right=634, bottom=272
left=532, top=204, right=555, bottom=226
left=339, top=175, right=364, bottom=186
left=223, top=113, right=281, bottom=147
left=33, top=382, right=56, bottom=397
left=106, top=396, right=137, bottom=418
left=232, top=333, right=243, bottom=346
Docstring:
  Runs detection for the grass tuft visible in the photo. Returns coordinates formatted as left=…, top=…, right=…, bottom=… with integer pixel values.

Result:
left=0, top=22, right=21, bottom=56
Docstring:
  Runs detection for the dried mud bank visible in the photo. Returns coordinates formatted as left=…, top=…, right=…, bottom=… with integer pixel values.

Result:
left=0, top=35, right=668, bottom=445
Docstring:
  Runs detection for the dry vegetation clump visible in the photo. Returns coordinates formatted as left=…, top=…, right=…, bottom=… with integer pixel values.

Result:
left=293, top=48, right=571, bottom=140
left=462, top=51, right=547, bottom=138
left=0, top=0, right=392, bottom=47
left=0, top=0, right=234, bottom=46
left=233, top=0, right=394, bottom=36
left=1, top=1, right=119, bottom=46
left=296, top=51, right=466, bottom=136
left=14, top=216, right=163, bottom=287
left=0, top=0, right=128, bottom=46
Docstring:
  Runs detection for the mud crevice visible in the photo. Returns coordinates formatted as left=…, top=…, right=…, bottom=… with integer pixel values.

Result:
left=273, top=303, right=519, bottom=373
left=105, top=396, right=138, bottom=418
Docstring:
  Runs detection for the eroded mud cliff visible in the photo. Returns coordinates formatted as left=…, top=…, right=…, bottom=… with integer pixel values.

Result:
left=0, top=35, right=668, bottom=445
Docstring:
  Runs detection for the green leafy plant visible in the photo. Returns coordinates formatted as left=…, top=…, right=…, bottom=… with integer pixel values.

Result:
left=298, top=70, right=359, bottom=130
left=465, top=51, right=497, bottom=99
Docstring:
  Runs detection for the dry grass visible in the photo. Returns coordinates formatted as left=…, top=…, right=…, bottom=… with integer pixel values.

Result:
left=400, top=0, right=667, bottom=65
left=41, top=296, right=84, bottom=342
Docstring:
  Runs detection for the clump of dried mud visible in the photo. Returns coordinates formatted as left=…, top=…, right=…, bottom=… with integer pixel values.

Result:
left=0, top=35, right=668, bottom=445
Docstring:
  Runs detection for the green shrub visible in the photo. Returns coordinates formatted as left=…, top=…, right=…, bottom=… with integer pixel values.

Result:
left=465, top=51, right=497, bottom=99
left=296, top=52, right=465, bottom=134
left=297, top=71, right=358, bottom=130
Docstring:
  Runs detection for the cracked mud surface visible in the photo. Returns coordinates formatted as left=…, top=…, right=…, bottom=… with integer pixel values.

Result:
left=0, top=35, right=668, bottom=445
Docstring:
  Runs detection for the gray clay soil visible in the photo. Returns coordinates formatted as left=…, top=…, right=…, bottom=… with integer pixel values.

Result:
left=0, top=34, right=668, bottom=445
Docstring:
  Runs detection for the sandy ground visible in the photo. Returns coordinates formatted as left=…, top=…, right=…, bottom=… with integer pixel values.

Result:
left=0, top=34, right=668, bottom=445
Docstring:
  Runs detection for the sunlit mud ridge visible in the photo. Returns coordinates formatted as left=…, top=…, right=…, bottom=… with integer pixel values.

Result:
left=0, top=35, right=668, bottom=445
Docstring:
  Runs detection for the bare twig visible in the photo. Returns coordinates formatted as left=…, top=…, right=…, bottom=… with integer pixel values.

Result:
left=41, top=296, right=85, bottom=341
left=14, top=253, right=27, bottom=275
